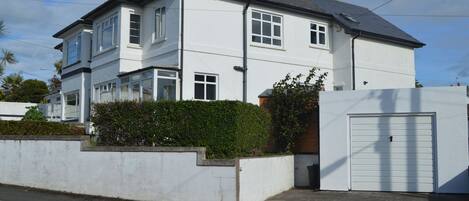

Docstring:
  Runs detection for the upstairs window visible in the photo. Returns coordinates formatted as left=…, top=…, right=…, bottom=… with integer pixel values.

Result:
left=95, top=14, right=118, bottom=53
left=66, top=34, right=81, bottom=65
left=129, top=14, right=141, bottom=44
left=194, top=73, right=217, bottom=101
left=154, top=7, right=166, bottom=41
left=310, top=22, right=328, bottom=48
left=252, top=11, right=282, bottom=47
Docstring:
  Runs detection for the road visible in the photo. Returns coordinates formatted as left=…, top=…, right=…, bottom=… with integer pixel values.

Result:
left=0, top=184, right=127, bottom=201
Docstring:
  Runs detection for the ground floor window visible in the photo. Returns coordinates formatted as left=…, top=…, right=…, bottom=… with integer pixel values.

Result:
left=157, top=70, right=177, bottom=101
left=194, top=73, right=217, bottom=101
left=64, top=92, right=80, bottom=120
left=119, top=69, right=177, bottom=102
left=94, top=81, right=117, bottom=103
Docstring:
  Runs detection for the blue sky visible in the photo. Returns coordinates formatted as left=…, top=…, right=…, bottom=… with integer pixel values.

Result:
left=0, top=0, right=468, bottom=86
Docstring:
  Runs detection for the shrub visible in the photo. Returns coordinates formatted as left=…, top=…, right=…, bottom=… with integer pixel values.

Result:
left=92, top=101, right=271, bottom=159
left=0, top=121, right=85, bottom=135
left=22, top=106, right=46, bottom=121
left=267, top=68, right=327, bottom=152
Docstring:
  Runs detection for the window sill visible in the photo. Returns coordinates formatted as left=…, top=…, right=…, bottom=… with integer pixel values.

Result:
left=152, top=37, right=167, bottom=45
left=250, top=43, right=285, bottom=51
left=93, top=46, right=117, bottom=58
left=309, top=44, right=330, bottom=51
left=127, top=44, right=142, bottom=49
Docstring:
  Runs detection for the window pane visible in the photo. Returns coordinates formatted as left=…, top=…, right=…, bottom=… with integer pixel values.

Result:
left=273, top=16, right=281, bottom=23
left=195, top=74, right=205, bottom=81
left=157, top=78, right=176, bottom=101
left=129, top=14, right=140, bottom=44
left=252, top=11, right=261, bottom=19
left=206, top=76, right=216, bottom=83
left=311, top=24, right=317, bottom=30
left=262, top=14, right=271, bottom=21
left=132, top=82, right=140, bottom=101
left=158, top=70, right=177, bottom=77
left=262, top=37, right=272, bottom=45
left=274, top=25, right=281, bottom=37
left=120, top=84, right=129, bottom=100
left=194, top=83, right=205, bottom=100
left=262, top=22, right=271, bottom=36
left=319, top=26, right=325, bottom=32
left=206, top=84, right=216, bottom=100
left=273, top=39, right=281, bottom=46
left=130, top=36, right=139, bottom=44
left=130, top=14, right=140, bottom=22
left=252, top=20, right=261, bottom=35
left=142, top=79, right=153, bottom=101
left=311, top=31, right=317, bottom=44
left=252, top=35, right=261, bottom=43
left=130, top=29, right=139, bottom=36
left=66, top=36, right=79, bottom=65
left=102, top=25, right=113, bottom=49
left=319, top=32, right=326, bottom=45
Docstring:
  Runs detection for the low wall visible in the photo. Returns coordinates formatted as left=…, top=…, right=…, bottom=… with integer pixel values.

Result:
left=238, top=155, right=294, bottom=201
left=0, top=102, right=37, bottom=121
left=0, top=136, right=236, bottom=201
left=0, top=136, right=295, bottom=201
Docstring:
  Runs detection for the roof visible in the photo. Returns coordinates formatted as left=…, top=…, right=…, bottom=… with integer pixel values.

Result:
left=241, top=0, right=424, bottom=48
left=117, top=65, right=180, bottom=77
left=54, top=43, right=63, bottom=51
left=53, top=19, right=92, bottom=38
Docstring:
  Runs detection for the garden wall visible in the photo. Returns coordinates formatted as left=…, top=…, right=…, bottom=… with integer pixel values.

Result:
left=0, top=102, right=37, bottom=121
left=0, top=136, right=293, bottom=201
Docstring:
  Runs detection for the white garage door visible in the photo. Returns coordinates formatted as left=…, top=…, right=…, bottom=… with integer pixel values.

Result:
left=350, top=115, right=434, bottom=192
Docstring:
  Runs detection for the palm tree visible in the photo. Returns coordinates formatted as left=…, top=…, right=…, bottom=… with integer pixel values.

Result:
left=1, top=73, right=23, bottom=96
left=0, top=20, right=17, bottom=76
left=0, top=20, right=5, bottom=36
left=54, top=60, right=62, bottom=75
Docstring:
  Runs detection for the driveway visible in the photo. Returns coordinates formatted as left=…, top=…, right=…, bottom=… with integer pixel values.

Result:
left=267, top=189, right=469, bottom=201
left=0, top=184, right=128, bottom=201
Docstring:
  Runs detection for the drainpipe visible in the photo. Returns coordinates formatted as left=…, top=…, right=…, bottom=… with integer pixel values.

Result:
left=351, top=32, right=360, bottom=90
left=179, top=0, right=185, bottom=100
left=241, top=0, right=251, bottom=103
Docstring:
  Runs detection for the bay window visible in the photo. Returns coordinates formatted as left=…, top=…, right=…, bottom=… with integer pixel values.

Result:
left=95, top=14, right=118, bottom=53
left=156, top=71, right=177, bottom=101
left=194, top=73, right=217, bottom=101
left=66, top=34, right=81, bottom=65
left=119, top=69, right=177, bottom=102
left=94, top=81, right=117, bottom=103
left=252, top=10, right=282, bottom=47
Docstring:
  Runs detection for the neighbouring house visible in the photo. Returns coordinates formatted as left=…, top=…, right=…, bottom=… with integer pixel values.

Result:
left=48, top=0, right=423, bottom=124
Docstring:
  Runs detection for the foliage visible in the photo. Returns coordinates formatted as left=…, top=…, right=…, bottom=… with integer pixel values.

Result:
left=4, top=79, right=49, bottom=103
left=1, top=73, right=23, bottom=96
left=48, top=74, right=61, bottom=92
left=0, top=120, right=84, bottom=135
left=0, top=20, right=4, bottom=36
left=92, top=101, right=271, bottom=159
left=22, top=106, right=46, bottom=121
left=54, top=60, right=62, bottom=75
left=267, top=68, right=327, bottom=152
left=415, top=80, right=423, bottom=88
left=0, top=49, right=17, bottom=75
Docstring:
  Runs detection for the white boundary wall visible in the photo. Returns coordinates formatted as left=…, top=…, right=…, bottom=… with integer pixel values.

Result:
left=0, top=102, right=37, bottom=121
left=238, top=155, right=294, bottom=201
left=0, top=136, right=294, bottom=201
left=319, top=86, right=469, bottom=193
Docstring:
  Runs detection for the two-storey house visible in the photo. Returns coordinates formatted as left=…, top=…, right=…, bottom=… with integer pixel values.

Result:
left=50, top=0, right=424, bottom=123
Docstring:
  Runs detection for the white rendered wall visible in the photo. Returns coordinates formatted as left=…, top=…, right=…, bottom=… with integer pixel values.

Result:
left=319, top=86, right=469, bottom=193
left=0, top=102, right=37, bottom=121
left=354, top=37, right=415, bottom=90
left=239, top=155, right=294, bottom=201
left=0, top=139, right=236, bottom=201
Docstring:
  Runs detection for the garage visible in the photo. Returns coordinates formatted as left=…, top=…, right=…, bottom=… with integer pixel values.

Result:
left=319, top=87, right=469, bottom=194
left=350, top=115, right=434, bottom=192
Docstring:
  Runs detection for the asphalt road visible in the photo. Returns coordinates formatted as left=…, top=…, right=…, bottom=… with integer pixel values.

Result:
left=0, top=184, right=127, bottom=201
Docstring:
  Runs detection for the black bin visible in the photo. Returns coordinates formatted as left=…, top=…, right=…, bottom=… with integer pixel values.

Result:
left=307, top=164, right=320, bottom=189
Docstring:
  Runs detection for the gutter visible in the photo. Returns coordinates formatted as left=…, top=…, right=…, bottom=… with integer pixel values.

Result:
left=179, top=0, right=185, bottom=100
left=241, top=0, right=252, bottom=103
left=351, top=32, right=361, bottom=90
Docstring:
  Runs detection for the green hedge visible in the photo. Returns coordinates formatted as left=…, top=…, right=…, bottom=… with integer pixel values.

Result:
left=92, top=101, right=271, bottom=159
left=0, top=121, right=85, bottom=135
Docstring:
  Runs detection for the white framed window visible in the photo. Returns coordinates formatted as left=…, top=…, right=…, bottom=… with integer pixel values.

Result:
left=94, top=81, right=117, bottom=103
left=194, top=73, right=217, bottom=101
left=66, top=34, right=81, bottom=65
left=310, top=22, right=328, bottom=48
left=251, top=10, right=283, bottom=47
left=154, top=7, right=166, bottom=42
left=65, top=92, right=80, bottom=120
left=157, top=70, right=177, bottom=101
left=129, top=13, right=141, bottom=44
left=95, top=14, right=119, bottom=53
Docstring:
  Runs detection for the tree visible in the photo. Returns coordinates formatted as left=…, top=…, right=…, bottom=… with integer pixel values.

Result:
left=1, top=73, right=23, bottom=96
left=267, top=68, right=328, bottom=152
left=22, top=106, right=46, bottom=121
left=5, top=79, right=49, bottom=103
left=415, top=80, right=423, bottom=88
left=0, top=20, right=5, bottom=36
left=48, top=60, right=62, bottom=91
left=0, top=21, right=17, bottom=76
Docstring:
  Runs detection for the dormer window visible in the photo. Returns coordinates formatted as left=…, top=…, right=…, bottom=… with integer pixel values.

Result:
left=310, top=22, right=328, bottom=48
left=66, top=33, right=81, bottom=65
left=95, top=14, right=118, bottom=53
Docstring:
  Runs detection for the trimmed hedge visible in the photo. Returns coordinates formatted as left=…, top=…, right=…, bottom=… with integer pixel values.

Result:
left=92, top=101, right=271, bottom=159
left=0, top=121, right=85, bottom=135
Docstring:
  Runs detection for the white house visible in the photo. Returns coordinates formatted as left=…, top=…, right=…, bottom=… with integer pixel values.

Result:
left=50, top=0, right=424, bottom=123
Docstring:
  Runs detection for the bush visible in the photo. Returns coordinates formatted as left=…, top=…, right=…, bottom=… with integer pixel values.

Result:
left=0, top=121, right=85, bottom=135
left=92, top=101, right=271, bottom=159
left=267, top=68, right=327, bottom=152
left=22, top=106, right=46, bottom=121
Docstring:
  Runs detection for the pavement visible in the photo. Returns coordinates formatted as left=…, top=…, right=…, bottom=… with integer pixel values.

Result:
left=0, top=184, right=127, bottom=201
left=267, top=189, right=469, bottom=201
